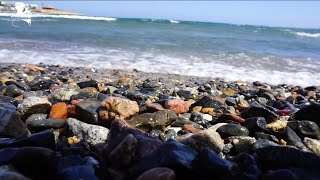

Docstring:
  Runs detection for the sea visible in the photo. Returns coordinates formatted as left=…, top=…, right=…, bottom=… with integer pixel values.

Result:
left=0, top=13, right=320, bottom=86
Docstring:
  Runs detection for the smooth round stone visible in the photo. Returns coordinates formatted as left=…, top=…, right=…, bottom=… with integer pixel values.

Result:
left=26, top=118, right=65, bottom=132
left=77, top=80, right=98, bottom=89
left=136, top=167, right=175, bottom=180
left=216, top=124, right=249, bottom=138
left=5, top=84, right=24, bottom=98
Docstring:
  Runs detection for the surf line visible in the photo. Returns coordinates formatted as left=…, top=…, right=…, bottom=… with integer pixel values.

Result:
left=11, top=2, right=32, bottom=27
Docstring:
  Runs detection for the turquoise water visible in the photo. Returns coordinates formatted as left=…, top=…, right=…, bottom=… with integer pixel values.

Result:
left=0, top=14, right=320, bottom=86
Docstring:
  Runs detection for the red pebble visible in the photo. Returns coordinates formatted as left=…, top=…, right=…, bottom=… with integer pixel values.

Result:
left=276, top=109, right=292, bottom=116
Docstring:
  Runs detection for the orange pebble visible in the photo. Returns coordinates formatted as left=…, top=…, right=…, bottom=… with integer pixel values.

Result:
left=49, top=102, right=68, bottom=120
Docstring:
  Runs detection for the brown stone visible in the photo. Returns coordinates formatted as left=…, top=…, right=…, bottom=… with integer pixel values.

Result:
left=67, top=99, right=83, bottom=118
left=164, top=99, right=189, bottom=114
left=99, top=97, right=139, bottom=122
left=201, top=107, right=215, bottom=115
left=236, top=102, right=249, bottom=111
left=26, top=65, right=44, bottom=72
left=136, top=167, right=175, bottom=180
left=182, top=124, right=201, bottom=133
left=218, top=113, right=245, bottom=123
left=146, top=103, right=164, bottom=112
left=49, top=102, right=68, bottom=120
left=192, top=106, right=202, bottom=113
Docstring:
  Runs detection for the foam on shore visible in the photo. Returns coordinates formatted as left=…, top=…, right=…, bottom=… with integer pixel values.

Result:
left=0, top=43, right=319, bottom=87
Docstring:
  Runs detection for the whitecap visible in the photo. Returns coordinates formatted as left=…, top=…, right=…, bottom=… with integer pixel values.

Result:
left=293, top=32, right=320, bottom=38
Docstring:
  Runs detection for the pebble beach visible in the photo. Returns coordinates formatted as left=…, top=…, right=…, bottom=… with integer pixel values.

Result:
left=0, top=62, right=320, bottom=179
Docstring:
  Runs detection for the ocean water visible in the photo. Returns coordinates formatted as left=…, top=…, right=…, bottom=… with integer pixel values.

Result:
left=0, top=13, right=320, bottom=86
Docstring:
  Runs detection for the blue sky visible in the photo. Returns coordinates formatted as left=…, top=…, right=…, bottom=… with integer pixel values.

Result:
left=25, top=1, right=320, bottom=28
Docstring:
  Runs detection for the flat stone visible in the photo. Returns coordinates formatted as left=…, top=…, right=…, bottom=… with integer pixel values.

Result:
left=18, top=96, right=51, bottom=120
left=182, top=124, right=201, bottom=133
left=127, top=110, right=178, bottom=132
left=67, top=118, right=109, bottom=145
left=26, top=118, right=65, bottom=132
left=77, top=80, right=98, bottom=89
left=218, top=113, right=245, bottom=123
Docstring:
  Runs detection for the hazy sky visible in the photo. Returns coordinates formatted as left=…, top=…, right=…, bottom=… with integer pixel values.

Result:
left=24, top=1, right=320, bottom=28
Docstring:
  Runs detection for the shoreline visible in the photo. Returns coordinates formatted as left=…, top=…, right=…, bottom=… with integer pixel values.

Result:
left=0, top=62, right=316, bottom=88
left=1, top=62, right=320, bottom=179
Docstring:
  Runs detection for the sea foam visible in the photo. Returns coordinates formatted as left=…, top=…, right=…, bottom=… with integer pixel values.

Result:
left=293, top=32, right=320, bottom=38
left=0, top=41, right=319, bottom=87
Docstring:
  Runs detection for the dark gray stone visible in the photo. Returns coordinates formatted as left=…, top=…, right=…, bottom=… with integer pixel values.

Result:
left=0, top=103, right=29, bottom=138
left=216, top=124, right=249, bottom=138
